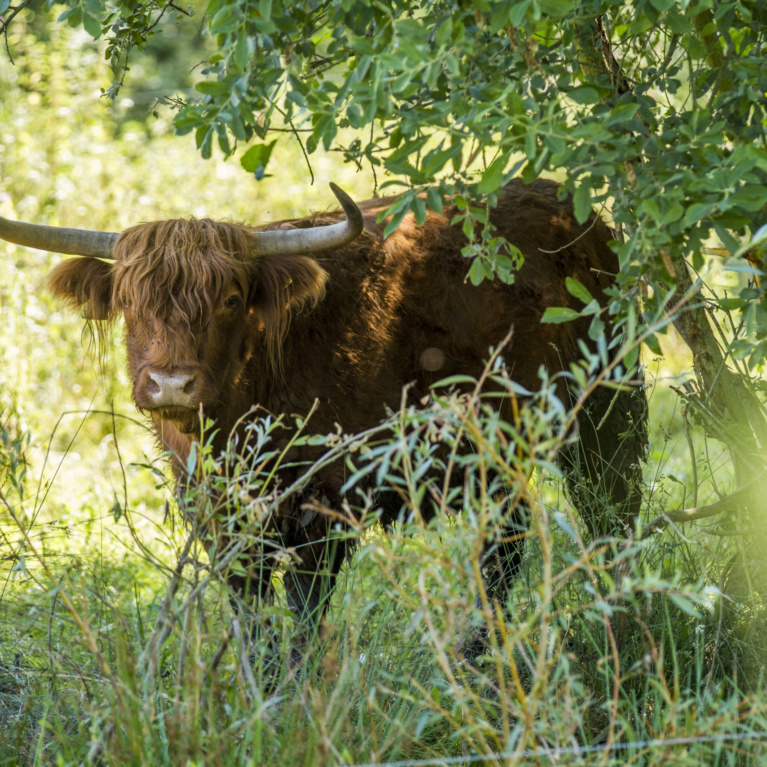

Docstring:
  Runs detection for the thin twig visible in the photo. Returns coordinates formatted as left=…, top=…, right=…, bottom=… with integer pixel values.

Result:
left=232, top=617, right=260, bottom=700
left=289, top=118, right=314, bottom=184
left=205, top=622, right=235, bottom=681
left=1, top=0, right=35, bottom=64
left=47, top=576, right=63, bottom=696
left=138, top=532, right=196, bottom=681
left=683, top=408, right=698, bottom=509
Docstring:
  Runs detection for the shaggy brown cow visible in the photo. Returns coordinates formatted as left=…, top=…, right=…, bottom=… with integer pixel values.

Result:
left=0, top=179, right=647, bottom=650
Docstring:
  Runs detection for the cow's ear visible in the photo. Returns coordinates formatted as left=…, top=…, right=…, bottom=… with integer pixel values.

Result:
left=253, top=253, right=328, bottom=314
left=48, top=257, right=115, bottom=321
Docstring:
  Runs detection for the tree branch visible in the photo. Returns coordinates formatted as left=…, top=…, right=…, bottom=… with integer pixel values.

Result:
left=1, top=0, right=36, bottom=64
left=640, top=473, right=767, bottom=539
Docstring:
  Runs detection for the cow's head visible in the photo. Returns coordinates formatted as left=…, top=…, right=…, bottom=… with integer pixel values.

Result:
left=0, top=184, right=363, bottom=435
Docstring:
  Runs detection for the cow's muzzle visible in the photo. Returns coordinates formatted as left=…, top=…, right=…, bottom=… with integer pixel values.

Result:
left=146, top=369, right=199, bottom=409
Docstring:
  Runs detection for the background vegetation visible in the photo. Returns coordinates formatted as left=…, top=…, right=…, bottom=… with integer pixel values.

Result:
left=1, top=2, right=767, bottom=765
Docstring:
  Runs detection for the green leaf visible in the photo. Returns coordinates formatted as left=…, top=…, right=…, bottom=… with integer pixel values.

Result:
left=643, top=331, right=663, bottom=356
left=713, top=223, right=740, bottom=257
left=84, top=0, right=104, bottom=16
left=383, top=207, right=410, bottom=239
left=435, top=17, right=452, bottom=46
left=588, top=313, right=605, bottom=341
left=321, top=115, right=338, bottom=151
left=525, top=129, right=536, bottom=159
left=740, top=223, right=767, bottom=255
left=426, top=187, right=443, bottom=214
left=195, top=80, right=232, bottom=96
left=553, top=511, right=579, bottom=543
left=716, top=298, right=746, bottom=311
left=234, top=33, right=252, bottom=71
left=668, top=592, right=700, bottom=619
left=541, top=307, right=581, bottom=324
left=172, top=114, right=197, bottom=136
left=477, top=155, right=507, bottom=195
left=682, top=202, right=716, bottom=228
left=666, top=10, right=692, bottom=33
left=59, top=6, right=82, bottom=26
left=412, top=196, right=427, bottom=226
left=640, top=198, right=660, bottom=223
left=216, top=123, right=231, bottom=156
left=421, top=142, right=462, bottom=178
left=581, top=299, right=601, bottom=316
left=240, top=140, right=278, bottom=174
left=228, top=109, right=248, bottom=142
left=660, top=205, right=683, bottom=226
left=385, top=134, right=430, bottom=174
left=572, top=181, right=591, bottom=225
left=537, top=0, right=574, bottom=17
left=0, top=0, right=11, bottom=13
left=567, top=86, right=603, bottom=105
left=82, top=12, right=101, bottom=38
left=197, top=125, right=213, bottom=159
left=565, top=278, right=594, bottom=305
left=186, top=443, right=198, bottom=477
left=468, top=258, right=486, bottom=286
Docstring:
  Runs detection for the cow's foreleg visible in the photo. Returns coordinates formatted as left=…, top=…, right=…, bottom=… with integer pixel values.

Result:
left=283, top=533, right=349, bottom=666
left=460, top=499, right=530, bottom=662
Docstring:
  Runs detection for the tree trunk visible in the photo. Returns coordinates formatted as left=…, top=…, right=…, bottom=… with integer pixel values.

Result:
left=579, top=15, right=767, bottom=570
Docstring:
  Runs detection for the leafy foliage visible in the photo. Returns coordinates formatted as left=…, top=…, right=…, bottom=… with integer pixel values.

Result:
left=21, top=0, right=763, bottom=331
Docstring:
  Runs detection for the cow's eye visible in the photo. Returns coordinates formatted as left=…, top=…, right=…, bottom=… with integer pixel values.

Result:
left=223, top=295, right=240, bottom=309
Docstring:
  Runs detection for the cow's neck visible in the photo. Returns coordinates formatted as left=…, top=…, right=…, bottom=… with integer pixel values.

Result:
left=244, top=321, right=331, bottom=413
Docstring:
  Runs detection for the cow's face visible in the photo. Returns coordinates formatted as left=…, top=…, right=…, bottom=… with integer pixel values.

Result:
left=123, top=288, right=254, bottom=434
left=49, top=219, right=327, bottom=436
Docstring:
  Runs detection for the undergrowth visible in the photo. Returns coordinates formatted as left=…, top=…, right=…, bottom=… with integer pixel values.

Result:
left=2, top=364, right=767, bottom=765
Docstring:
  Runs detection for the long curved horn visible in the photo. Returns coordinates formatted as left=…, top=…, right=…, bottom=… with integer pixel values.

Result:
left=0, top=216, right=119, bottom=259
left=249, top=182, right=364, bottom=256
left=0, top=182, right=362, bottom=259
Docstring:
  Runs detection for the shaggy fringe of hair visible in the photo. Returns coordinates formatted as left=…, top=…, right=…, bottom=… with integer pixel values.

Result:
left=250, top=250, right=328, bottom=380
left=113, top=219, right=256, bottom=328
left=112, top=218, right=327, bottom=379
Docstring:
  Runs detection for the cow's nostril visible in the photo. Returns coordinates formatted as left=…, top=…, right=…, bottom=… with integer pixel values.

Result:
left=147, top=377, right=160, bottom=395
left=182, top=377, right=196, bottom=395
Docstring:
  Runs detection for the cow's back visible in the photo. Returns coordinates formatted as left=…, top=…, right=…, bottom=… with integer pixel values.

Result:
left=260, top=179, right=618, bottom=435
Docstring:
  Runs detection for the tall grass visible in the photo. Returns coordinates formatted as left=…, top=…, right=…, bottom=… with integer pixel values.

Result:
left=2, top=15, right=767, bottom=767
